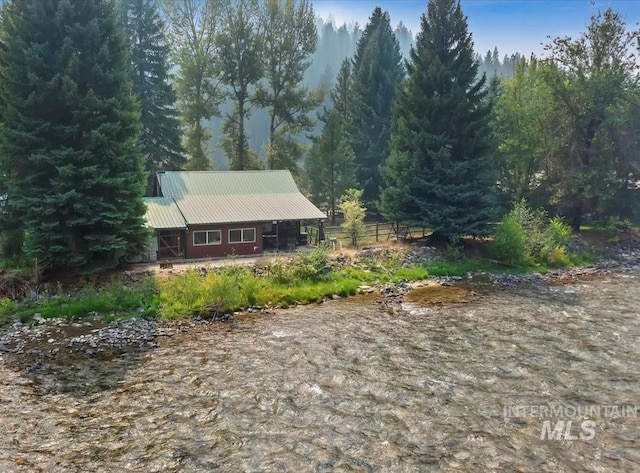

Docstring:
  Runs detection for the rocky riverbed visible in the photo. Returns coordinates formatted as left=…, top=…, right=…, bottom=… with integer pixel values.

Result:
left=1, top=263, right=639, bottom=471
left=2, top=240, right=640, bottom=379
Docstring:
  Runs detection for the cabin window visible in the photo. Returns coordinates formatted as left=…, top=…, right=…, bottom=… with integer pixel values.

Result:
left=229, top=228, right=256, bottom=244
left=193, top=230, right=221, bottom=246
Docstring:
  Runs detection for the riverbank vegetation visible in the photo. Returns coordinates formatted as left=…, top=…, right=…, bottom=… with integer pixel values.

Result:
left=4, top=218, right=635, bottom=328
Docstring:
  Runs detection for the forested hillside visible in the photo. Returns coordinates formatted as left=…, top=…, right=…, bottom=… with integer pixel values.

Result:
left=0, top=0, right=637, bottom=269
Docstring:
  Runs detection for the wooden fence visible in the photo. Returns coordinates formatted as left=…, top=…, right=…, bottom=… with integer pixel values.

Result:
left=306, top=221, right=428, bottom=248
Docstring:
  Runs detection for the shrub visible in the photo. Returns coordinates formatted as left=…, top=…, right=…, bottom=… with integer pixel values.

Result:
left=539, top=246, right=571, bottom=267
left=491, top=214, right=528, bottom=265
left=598, top=216, right=632, bottom=233
left=543, top=216, right=572, bottom=249
left=444, top=237, right=463, bottom=261
left=290, top=247, right=330, bottom=281
left=510, top=199, right=546, bottom=256
left=157, top=270, right=207, bottom=319
left=205, top=272, right=243, bottom=312
left=493, top=200, right=574, bottom=268
left=339, top=188, right=366, bottom=248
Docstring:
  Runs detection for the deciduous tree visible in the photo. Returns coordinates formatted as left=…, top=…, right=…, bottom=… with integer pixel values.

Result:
left=339, top=188, right=366, bottom=248
left=542, top=8, right=640, bottom=228
left=160, top=0, right=221, bottom=170
left=492, top=58, right=569, bottom=203
left=258, top=0, right=322, bottom=174
left=217, top=0, right=262, bottom=170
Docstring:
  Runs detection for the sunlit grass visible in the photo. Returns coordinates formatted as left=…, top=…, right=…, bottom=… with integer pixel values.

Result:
left=0, top=237, right=604, bottom=326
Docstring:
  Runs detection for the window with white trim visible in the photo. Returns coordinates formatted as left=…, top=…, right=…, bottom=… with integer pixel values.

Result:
left=193, top=230, right=221, bottom=246
left=229, top=228, right=256, bottom=244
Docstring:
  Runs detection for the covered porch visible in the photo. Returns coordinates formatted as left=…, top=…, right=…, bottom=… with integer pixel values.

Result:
left=261, top=220, right=313, bottom=251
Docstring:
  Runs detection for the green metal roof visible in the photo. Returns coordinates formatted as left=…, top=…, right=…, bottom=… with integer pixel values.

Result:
left=157, top=170, right=300, bottom=199
left=143, top=197, right=186, bottom=230
left=176, top=194, right=327, bottom=225
left=152, top=170, right=326, bottom=225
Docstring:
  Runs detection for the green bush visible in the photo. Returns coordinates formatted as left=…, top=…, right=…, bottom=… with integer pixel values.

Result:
left=157, top=270, right=205, bottom=319
left=158, top=267, right=259, bottom=319
left=597, top=216, right=632, bottom=233
left=538, top=216, right=572, bottom=267
left=444, top=237, right=463, bottom=261
left=539, top=246, right=571, bottom=267
left=491, top=214, right=529, bottom=265
left=493, top=201, right=574, bottom=268
left=510, top=199, right=546, bottom=256
left=543, top=216, right=572, bottom=248
left=290, top=247, right=330, bottom=281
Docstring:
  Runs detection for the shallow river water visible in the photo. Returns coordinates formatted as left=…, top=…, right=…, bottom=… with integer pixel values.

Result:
left=1, top=271, right=639, bottom=472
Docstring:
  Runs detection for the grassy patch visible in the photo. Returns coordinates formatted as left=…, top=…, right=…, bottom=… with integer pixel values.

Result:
left=253, top=276, right=361, bottom=308
left=568, top=249, right=598, bottom=266
left=0, top=279, right=159, bottom=325
left=423, top=258, right=495, bottom=276
left=389, top=265, right=429, bottom=282
left=0, top=233, right=606, bottom=326
left=154, top=251, right=432, bottom=319
left=157, top=267, right=258, bottom=319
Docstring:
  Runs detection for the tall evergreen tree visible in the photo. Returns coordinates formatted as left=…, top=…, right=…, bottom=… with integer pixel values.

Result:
left=0, top=0, right=148, bottom=269
left=349, top=7, right=403, bottom=207
left=380, top=0, right=495, bottom=239
left=330, top=58, right=352, bottom=123
left=122, top=0, right=185, bottom=190
left=305, top=111, right=356, bottom=224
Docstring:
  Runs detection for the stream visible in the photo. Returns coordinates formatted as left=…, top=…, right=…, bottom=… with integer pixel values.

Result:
left=0, top=270, right=639, bottom=472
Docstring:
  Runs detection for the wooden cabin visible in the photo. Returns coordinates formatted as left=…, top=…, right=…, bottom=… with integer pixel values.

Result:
left=143, top=170, right=326, bottom=260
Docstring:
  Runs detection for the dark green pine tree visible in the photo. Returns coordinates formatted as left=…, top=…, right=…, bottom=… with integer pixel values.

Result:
left=380, top=0, right=496, bottom=239
left=305, top=110, right=356, bottom=225
left=330, top=58, right=352, bottom=123
left=0, top=0, right=148, bottom=269
left=349, top=7, right=403, bottom=208
left=122, top=0, right=185, bottom=191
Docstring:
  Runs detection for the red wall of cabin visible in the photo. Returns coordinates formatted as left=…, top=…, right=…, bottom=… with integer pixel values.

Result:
left=185, top=223, right=263, bottom=259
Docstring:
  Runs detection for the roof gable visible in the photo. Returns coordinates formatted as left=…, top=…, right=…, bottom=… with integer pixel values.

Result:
left=157, top=170, right=300, bottom=199
left=151, top=170, right=326, bottom=225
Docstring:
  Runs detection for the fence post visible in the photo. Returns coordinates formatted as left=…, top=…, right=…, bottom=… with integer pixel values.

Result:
left=376, top=222, right=379, bottom=242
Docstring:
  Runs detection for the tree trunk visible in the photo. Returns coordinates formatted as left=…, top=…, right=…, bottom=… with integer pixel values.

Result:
left=570, top=204, right=582, bottom=231
left=330, top=162, right=335, bottom=225
left=238, top=97, right=245, bottom=170
left=330, top=195, right=335, bottom=225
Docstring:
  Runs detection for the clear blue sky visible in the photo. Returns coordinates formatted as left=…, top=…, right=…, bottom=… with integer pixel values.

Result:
left=313, top=0, right=640, bottom=57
